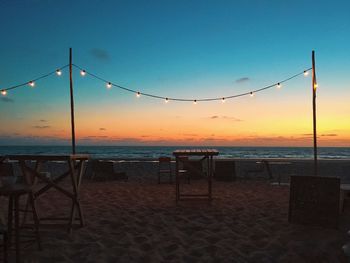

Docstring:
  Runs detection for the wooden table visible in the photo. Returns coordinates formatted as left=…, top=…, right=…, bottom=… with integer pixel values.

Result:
left=6, top=154, right=89, bottom=233
left=173, top=149, right=219, bottom=203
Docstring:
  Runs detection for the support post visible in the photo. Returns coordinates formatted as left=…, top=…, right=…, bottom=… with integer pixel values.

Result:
left=312, top=50, right=317, bottom=176
left=69, top=48, right=76, bottom=154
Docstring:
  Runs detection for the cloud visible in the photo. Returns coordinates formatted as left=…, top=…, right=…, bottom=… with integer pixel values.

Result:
left=235, top=77, right=250, bottom=83
left=209, top=115, right=243, bottom=122
left=99, top=128, right=106, bottom=131
left=90, top=48, right=110, bottom=61
left=1, top=97, right=14, bottom=103
left=32, top=125, right=50, bottom=129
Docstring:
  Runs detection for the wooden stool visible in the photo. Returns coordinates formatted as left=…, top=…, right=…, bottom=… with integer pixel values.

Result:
left=0, top=185, right=41, bottom=263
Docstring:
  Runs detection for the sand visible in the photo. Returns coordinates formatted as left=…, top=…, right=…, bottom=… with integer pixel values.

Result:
left=2, top=159, right=350, bottom=262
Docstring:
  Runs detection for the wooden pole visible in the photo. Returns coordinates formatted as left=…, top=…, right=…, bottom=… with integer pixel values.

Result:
left=312, top=50, right=317, bottom=176
left=69, top=48, right=76, bottom=154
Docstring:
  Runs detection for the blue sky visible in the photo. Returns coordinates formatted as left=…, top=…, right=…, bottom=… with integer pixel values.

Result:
left=0, top=0, right=349, bottom=146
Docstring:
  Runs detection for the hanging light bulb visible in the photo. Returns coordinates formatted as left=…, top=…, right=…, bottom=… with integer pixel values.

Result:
left=56, top=69, right=62, bottom=76
left=314, top=83, right=318, bottom=89
left=165, top=98, right=169, bottom=103
left=193, top=100, right=197, bottom=105
left=221, top=97, right=225, bottom=103
left=1, top=90, right=7, bottom=96
left=250, top=92, right=254, bottom=97
left=136, top=92, right=141, bottom=97
left=277, top=83, right=282, bottom=89
left=80, top=70, right=86, bottom=76
left=28, top=81, right=35, bottom=87
left=106, top=82, right=112, bottom=89
left=303, top=70, right=309, bottom=76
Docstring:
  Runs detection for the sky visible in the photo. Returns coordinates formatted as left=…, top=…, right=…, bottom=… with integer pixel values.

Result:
left=0, top=0, right=349, bottom=146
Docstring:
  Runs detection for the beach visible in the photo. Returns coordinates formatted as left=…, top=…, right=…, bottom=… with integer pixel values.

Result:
left=1, top=159, right=348, bottom=262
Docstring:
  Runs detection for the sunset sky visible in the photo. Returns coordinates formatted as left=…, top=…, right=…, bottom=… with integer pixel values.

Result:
left=0, top=0, right=349, bottom=146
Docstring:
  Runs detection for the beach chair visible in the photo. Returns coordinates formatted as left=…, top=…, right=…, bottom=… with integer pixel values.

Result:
left=214, top=161, right=236, bottom=181
left=289, top=176, right=340, bottom=228
left=158, top=157, right=172, bottom=184
left=90, top=160, right=128, bottom=181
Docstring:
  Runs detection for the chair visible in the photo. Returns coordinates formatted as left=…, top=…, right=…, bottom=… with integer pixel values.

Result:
left=176, top=156, right=190, bottom=184
left=90, top=160, right=128, bottom=181
left=244, top=160, right=272, bottom=180
left=288, top=175, right=340, bottom=228
left=214, top=161, right=236, bottom=181
left=158, top=157, right=172, bottom=184
left=0, top=185, right=41, bottom=263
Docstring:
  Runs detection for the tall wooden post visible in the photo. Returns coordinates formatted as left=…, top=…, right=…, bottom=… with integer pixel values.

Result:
left=312, top=50, right=317, bottom=176
left=69, top=48, right=76, bottom=154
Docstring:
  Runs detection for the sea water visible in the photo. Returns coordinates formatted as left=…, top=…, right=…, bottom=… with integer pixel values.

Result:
left=0, top=146, right=349, bottom=159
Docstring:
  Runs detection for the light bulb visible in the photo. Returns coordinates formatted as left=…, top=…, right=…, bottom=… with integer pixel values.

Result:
left=221, top=98, right=225, bottom=103
left=80, top=70, right=86, bottom=76
left=250, top=92, right=254, bottom=97
left=165, top=98, right=169, bottom=103
left=106, top=82, right=112, bottom=89
left=136, top=92, right=141, bottom=97
left=193, top=100, right=197, bottom=105
left=28, top=81, right=35, bottom=87
left=277, top=83, right=281, bottom=89
left=1, top=90, right=7, bottom=96
left=304, top=70, right=309, bottom=76
left=56, top=69, right=62, bottom=76
left=314, top=83, right=318, bottom=88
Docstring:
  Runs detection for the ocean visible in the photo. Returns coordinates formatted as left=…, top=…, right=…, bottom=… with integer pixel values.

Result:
left=0, top=146, right=349, bottom=160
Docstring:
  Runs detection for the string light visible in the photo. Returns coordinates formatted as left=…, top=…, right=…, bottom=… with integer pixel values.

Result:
left=1, top=90, right=7, bottom=96
left=80, top=70, right=86, bottom=76
left=28, top=81, right=35, bottom=87
left=56, top=69, right=62, bottom=76
left=73, top=64, right=311, bottom=103
left=106, top=82, right=112, bottom=89
left=304, top=70, right=309, bottom=76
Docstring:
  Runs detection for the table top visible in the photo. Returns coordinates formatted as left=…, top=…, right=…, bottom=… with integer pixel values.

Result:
left=173, top=149, right=219, bottom=156
left=6, top=154, right=89, bottom=161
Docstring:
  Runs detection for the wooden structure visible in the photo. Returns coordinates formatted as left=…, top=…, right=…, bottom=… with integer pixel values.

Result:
left=158, top=157, right=172, bottom=184
left=312, top=50, right=318, bottom=176
left=0, top=184, right=41, bottom=263
left=289, top=175, right=340, bottom=228
left=173, top=149, right=219, bottom=203
left=6, top=154, right=89, bottom=233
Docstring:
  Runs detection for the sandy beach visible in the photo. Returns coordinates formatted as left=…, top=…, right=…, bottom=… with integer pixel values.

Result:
left=0, top=159, right=346, bottom=262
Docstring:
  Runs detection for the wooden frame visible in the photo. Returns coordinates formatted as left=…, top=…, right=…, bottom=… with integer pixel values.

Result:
left=288, top=175, right=340, bottom=228
left=6, top=155, right=89, bottom=233
left=173, top=149, right=219, bottom=203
